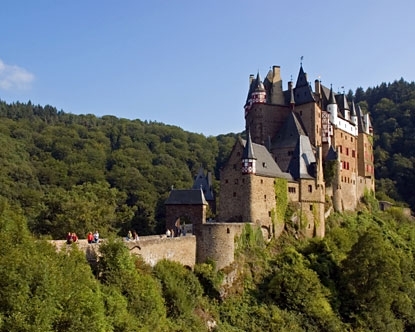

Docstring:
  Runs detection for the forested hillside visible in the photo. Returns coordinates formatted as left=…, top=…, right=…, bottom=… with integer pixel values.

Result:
left=0, top=101, right=237, bottom=238
left=352, top=78, right=415, bottom=208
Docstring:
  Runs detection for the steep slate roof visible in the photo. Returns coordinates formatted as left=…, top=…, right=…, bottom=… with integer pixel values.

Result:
left=335, top=93, right=349, bottom=118
left=350, top=100, right=357, bottom=118
left=165, top=189, right=208, bottom=205
left=293, top=66, right=315, bottom=104
left=241, top=138, right=292, bottom=180
left=355, top=103, right=368, bottom=133
left=287, top=135, right=316, bottom=180
left=192, top=167, right=215, bottom=201
left=271, top=111, right=307, bottom=149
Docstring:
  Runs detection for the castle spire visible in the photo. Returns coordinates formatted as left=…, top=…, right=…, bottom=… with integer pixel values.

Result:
left=242, top=130, right=257, bottom=174
left=350, top=99, right=357, bottom=125
left=327, top=85, right=338, bottom=124
left=328, top=85, right=336, bottom=105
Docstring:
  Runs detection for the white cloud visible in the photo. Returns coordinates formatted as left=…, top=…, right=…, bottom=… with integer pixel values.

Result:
left=0, top=59, right=34, bottom=90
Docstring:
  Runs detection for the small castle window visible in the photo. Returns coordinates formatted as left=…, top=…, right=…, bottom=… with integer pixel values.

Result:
left=225, top=179, right=228, bottom=184
left=309, top=205, right=313, bottom=211
left=308, top=185, right=312, bottom=193
left=308, top=223, right=311, bottom=228
left=268, top=211, right=271, bottom=217
left=260, top=179, right=263, bottom=184
left=233, top=192, right=236, bottom=197
left=227, top=228, right=230, bottom=234
left=263, top=162, right=267, bottom=168
left=288, top=187, right=296, bottom=193
left=264, top=195, right=267, bottom=201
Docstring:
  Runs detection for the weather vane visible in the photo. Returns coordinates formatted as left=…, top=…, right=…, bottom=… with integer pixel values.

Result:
left=300, top=56, right=304, bottom=66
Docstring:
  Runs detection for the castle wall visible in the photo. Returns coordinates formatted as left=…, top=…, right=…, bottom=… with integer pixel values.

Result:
left=245, top=103, right=290, bottom=146
left=332, top=127, right=358, bottom=211
left=294, top=103, right=322, bottom=148
left=219, top=143, right=250, bottom=222
left=298, top=178, right=325, bottom=237
left=357, top=133, right=375, bottom=183
left=51, top=235, right=197, bottom=268
left=196, top=223, right=247, bottom=270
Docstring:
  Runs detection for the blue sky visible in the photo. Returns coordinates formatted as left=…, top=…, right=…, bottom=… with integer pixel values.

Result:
left=1, top=1, right=415, bottom=136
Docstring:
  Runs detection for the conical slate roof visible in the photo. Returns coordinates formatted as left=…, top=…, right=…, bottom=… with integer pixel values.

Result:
left=242, top=130, right=256, bottom=160
left=293, top=66, right=315, bottom=104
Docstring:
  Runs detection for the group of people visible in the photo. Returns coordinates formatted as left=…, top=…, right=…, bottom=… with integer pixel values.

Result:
left=66, top=230, right=99, bottom=244
left=166, top=226, right=186, bottom=238
left=66, top=232, right=78, bottom=244
left=87, top=231, right=100, bottom=244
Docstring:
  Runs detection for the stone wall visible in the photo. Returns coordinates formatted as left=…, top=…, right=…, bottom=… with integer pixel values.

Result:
left=50, top=235, right=197, bottom=268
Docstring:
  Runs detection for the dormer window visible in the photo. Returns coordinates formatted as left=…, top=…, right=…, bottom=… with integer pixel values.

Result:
left=262, top=162, right=267, bottom=168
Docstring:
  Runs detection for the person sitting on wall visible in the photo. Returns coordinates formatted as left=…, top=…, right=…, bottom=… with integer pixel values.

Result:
left=126, top=230, right=132, bottom=241
left=66, top=232, right=73, bottom=244
left=87, top=232, right=94, bottom=244
left=93, top=230, right=99, bottom=243
left=132, top=230, right=141, bottom=249
left=71, top=232, right=78, bottom=243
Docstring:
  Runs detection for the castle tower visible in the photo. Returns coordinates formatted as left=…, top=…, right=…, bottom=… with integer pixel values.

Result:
left=292, top=66, right=321, bottom=148
left=356, top=104, right=375, bottom=195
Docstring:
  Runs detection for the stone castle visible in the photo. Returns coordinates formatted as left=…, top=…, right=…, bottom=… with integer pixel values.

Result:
left=165, top=63, right=375, bottom=270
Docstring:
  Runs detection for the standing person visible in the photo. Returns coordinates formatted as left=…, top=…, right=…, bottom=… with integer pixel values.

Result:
left=93, top=230, right=99, bottom=243
left=127, top=230, right=132, bottom=241
left=166, top=229, right=171, bottom=238
left=87, top=232, right=94, bottom=244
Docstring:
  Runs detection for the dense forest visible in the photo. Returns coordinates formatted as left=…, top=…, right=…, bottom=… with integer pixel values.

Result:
left=1, top=78, right=415, bottom=331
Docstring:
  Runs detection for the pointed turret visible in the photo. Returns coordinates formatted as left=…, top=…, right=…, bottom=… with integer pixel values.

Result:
left=337, top=94, right=350, bottom=120
left=244, top=72, right=266, bottom=116
left=350, top=100, right=357, bottom=125
left=242, top=130, right=257, bottom=174
left=327, top=86, right=338, bottom=124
